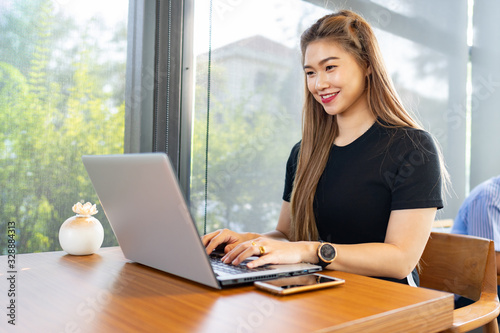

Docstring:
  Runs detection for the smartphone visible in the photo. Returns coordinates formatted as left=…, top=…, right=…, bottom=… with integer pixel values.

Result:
left=254, top=273, right=345, bottom=295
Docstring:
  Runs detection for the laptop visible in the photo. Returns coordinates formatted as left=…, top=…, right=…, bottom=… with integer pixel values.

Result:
left=82, top=153, right=322, bottom=289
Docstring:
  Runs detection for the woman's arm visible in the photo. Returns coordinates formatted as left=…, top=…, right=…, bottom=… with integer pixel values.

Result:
left=322, top=208, right=436, bottom=279
left=226, top=206, right=436, bottom=280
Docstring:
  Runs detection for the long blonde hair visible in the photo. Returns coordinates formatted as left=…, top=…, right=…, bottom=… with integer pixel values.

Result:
left=290, top=10, right=424, bottom=241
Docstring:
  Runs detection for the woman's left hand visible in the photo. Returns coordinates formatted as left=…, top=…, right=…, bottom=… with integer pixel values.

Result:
left=221, top=237, right=316, bottom=268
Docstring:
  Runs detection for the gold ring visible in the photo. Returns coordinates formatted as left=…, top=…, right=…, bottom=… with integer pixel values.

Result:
left=251, top=241, right=257, bottom=246
left=259, top=246, right=265, bottom=255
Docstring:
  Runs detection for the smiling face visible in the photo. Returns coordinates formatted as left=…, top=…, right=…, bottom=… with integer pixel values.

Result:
left=303, top=39, right=371, bottom=118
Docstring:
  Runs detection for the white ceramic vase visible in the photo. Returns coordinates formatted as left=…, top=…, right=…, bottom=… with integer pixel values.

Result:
left=59, top=214, right=104, bottom=255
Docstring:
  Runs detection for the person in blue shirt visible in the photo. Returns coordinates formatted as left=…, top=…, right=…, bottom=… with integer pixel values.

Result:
left=452, top=175, right=500, bottom=272
left=451, top=175, right=500, bottom=318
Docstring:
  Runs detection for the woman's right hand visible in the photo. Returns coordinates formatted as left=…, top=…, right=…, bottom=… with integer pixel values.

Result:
left=202, top=229, right=256, bottom=255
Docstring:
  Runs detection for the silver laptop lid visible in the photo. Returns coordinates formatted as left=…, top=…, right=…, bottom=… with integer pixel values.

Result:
left=82, top=153, right=221, bottom=289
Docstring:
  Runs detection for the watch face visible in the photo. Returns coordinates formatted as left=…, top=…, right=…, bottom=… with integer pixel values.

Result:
left=320, top=244, right=336, bottom=261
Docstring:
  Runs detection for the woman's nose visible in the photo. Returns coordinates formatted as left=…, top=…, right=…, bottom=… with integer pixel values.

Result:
left=315, top=72, right=329, bottom=90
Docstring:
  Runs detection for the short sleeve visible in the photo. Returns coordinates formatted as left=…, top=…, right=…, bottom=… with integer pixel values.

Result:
left=282, top=142, right=301, bottom=202
left=388, top=130, right=444, bottom=211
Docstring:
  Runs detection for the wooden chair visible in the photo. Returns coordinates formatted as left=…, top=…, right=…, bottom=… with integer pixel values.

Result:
left=419, top=232, right=500, bottom=333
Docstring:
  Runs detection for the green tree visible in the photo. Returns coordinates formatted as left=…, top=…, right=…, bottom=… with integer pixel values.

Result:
left=0, top=0, right=125, bottom=254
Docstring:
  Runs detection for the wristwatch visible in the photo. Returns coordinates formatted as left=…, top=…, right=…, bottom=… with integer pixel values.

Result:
left=317, top=242, right=337, bottom=268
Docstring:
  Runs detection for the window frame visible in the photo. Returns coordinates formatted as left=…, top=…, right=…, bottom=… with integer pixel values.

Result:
left=125, top=0, right=194, bottom=198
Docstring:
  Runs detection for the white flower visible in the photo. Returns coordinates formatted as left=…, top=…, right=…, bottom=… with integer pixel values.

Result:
left=72, top=202, right=98, bottom=216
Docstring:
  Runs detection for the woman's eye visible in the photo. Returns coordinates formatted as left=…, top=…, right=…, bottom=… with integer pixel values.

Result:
left=326, top=65, right=336, bottom=71
left=305, top=71, right=315, bottom=76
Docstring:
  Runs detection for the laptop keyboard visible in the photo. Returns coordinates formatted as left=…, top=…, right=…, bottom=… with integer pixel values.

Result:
left=209, top=255, right=272, bottom=275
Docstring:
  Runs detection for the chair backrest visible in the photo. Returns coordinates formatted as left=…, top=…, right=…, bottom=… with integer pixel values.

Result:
left=419, top=232, right=496, bottom=301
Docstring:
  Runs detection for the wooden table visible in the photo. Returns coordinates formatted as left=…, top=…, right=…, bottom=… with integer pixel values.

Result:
left=1, top=247, right=454, bottom=332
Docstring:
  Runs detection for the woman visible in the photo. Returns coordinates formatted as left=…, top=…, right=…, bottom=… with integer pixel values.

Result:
left=202, top=10, right=445, bottom=285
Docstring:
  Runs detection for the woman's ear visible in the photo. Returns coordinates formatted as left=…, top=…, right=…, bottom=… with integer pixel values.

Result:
left=366, top=65, right=372, bottom=76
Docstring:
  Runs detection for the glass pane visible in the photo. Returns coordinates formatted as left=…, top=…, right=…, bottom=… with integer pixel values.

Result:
left=470, top=0, right=500, bottom=188
left=190, top=0, right=468, bottom=234
left=190, top=0, right=329, bottom=234
left=0, top=0, right=128, bottom=253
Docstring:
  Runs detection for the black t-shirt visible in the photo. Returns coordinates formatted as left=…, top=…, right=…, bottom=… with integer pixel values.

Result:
left=283, top=121, right=443, bottom=284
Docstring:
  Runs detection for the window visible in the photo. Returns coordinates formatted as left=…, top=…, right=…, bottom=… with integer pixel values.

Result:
left=188, top=0, right=469, bottom=234
left=0, top=0, right=127, bottom=253
left=469, top=0, right=500, bottom=188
